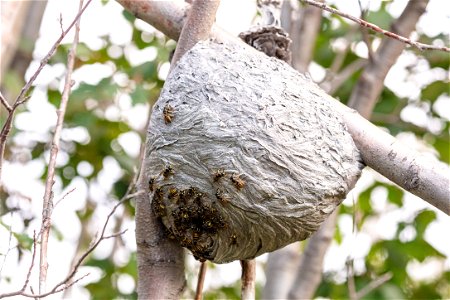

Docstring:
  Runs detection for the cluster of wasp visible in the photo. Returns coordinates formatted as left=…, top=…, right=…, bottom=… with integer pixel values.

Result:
left=149, top=164, right=247, bottom=260
left=152, top=185, right=227, bottom=260
left=213, top=169, right=246, bottom=204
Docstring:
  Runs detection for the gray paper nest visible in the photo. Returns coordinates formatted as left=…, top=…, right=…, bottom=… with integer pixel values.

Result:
left=146, top=40, right=363, bottom=263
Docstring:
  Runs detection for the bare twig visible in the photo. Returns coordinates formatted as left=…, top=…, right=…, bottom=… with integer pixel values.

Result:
left=1, top=191, right=141, bottom=299
left=300, top=0, right=449, bottom=52
left=0, top=232, right=38, bottom=299
left=357, top=0, right=374, bottom=62
left=321, top=58, right=367, bottom=94
left=241, top=259, right=256, bottom=300
left=169, top=0, right=221, bottom=72
left=53, top=188, right=76, bottom=209
left=0, top=0, right=93, bottom=187
left=194, top=261, right=207, bottom=300
left=0, top=92, right=12, bottom=112
left=39, top=0, right=85, bottom=293
left=356, top=272, right=393, bottom=299
left=347, top=260, right=357, bottom=300
left=0, top=213, right=14, bottom=277
left=52, top=191, right=142, bottom=293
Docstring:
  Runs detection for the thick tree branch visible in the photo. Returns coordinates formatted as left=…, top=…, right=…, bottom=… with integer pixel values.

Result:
left=262, top=243, right=300, bottom=299
left=287, top=210, right=338, bottom=299
left=170, top=0, right=220, bottom=72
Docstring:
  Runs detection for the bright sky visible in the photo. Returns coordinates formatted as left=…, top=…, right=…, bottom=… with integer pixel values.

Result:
left=1, top=0, right=449, bottom=298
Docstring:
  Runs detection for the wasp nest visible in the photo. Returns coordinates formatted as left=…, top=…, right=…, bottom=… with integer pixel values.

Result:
left=146, top=40, right=363, bottom=263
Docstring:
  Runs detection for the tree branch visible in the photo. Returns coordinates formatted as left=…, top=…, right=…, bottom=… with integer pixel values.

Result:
left=290, top=2, right=438, bottom=297
left=347, top=0, right=430, bottom=118
left=241, top=259, right=256, bottom=300
left=170, top=0, right=220, bottom=72
left=291, top=0, right=324, bottom=72
left=194, top=262, right=207, bottom=300
left=287, top=210, right=338, bottom=299
left=39, top=0, right=84, bottom=293
left=300, top=0, right=449, bottom=52
left=356, top=272, right=393, bottom=299
left=262, top=243, right=300, bottom=299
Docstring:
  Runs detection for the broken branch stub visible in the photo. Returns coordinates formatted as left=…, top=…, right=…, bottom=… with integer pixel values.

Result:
left=146, top=40, right=363, bottom=263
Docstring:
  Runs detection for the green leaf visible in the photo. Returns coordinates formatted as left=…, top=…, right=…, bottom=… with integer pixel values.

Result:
left=122, top=9, right=136, bottom=23
left=366, top=3, right=393, bottom=31
left=386, top=185, right=403, bottom=207
left=12, top=232, right=33, bottom=250
left=130, top=84, right=151, bottom=105
left=374, top=88, right=404, bottom=115
left=432, top=134, right=450, bottom=163
left=414, top=210, right=436, bottom=237
left=421, top=80, right=449, bottom=102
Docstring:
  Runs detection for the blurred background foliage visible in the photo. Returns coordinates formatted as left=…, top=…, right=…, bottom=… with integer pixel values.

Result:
left=0, top=0, right=448, bottom=299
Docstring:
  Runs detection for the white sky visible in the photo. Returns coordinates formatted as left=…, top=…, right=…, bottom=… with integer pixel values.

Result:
left=1, top=0, right=449, bottom=298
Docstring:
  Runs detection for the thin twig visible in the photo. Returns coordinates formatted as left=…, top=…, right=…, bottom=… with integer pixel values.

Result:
left=53, top=188, right=76, bottom=209
left=169, top=0, right=221, bottom=72
left=0, top=92, right=12, bottom=112
left=356, top=272, right=393, bottom=299
left=194, top=261, right=207, bottom=300
left=357, top=0, right=374, bottom=62
left=51, top=191, right=143, bottom=293
left=241, top=259, right=256, bottom=300
left=347, top=260, right=357, bottom=300
left=39, top=0, right=85, bottom=293
left=0, top=0, right=93, bottom=188
left=0, top=213, right=14, bottom=277
left=1, top=273, right=90, bottom=299
left=0, top=190, right=142, bottom=299
left=300, top=0, right=450, bottom=52
left=0, top=232, right=38, bottom=299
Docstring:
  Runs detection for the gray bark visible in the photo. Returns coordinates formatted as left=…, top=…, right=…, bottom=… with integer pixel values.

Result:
left=135, top=164, right=186, bottom=299
left=262, top=243, right=300, bottom=299
left=1, top=1, right=47, bottom=90
left=291, top=0, right=323, bottom=73
left=288, top=210, right=338, bottom=299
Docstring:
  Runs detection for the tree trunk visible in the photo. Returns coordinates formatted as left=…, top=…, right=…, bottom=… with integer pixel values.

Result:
left=0, top=1, right=47, bottom=87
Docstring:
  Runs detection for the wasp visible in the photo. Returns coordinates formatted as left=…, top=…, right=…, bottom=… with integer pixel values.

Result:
left=215, top=188, right=230, bottom=204
left=213, top=168, right=225, bottom=181
left=230, top=173, right=245, bottom=190
left=163, top=104, right=174, bottom=124
left=148, top=177, right=155, bottom=192
left=229, top=233, right=238, bottom=246
left=168, top=188, right=178, bottom=200
left=154, top=187, right=163, bottom=199
left=162, top=165, right=174, bottom=179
